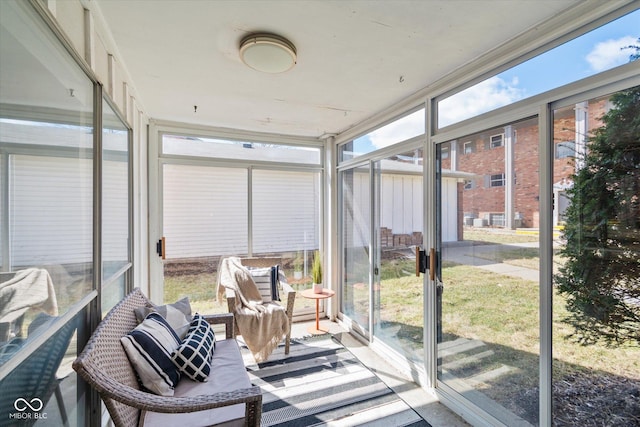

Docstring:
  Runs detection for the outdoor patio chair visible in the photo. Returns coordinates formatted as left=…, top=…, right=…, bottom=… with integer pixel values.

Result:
left=223, top=257, right=296, bottom=355
left=0, top=313, right=77, bottom=427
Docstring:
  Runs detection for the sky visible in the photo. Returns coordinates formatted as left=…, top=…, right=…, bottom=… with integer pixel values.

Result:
left=352, top=9, right=639, bottom=154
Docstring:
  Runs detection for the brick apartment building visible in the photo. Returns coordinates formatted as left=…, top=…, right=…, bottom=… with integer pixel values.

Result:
left=439, top=97, right=609, bottom=231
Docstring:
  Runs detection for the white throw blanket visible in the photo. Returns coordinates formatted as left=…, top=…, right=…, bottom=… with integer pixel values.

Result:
left=0, top=268, right=58, bottom=323
left=217, top=257, right=289, bottom=362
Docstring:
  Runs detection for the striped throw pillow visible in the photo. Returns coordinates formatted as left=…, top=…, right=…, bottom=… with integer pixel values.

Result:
left=247, top=265, right=281, bottom=302
left=121, top=312, right=181, bottom=396
left=133, top=297, right=193, bottom=339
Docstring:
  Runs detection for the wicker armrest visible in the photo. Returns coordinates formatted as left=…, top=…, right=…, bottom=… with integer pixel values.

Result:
left=203, top=313, right=235, bottom=339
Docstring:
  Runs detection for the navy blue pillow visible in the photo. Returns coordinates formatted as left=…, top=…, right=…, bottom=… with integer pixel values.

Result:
left=121, top=312, right=181, bottom=396
left=171, top=314, right=216, bottom=382
left=270, top=265, right=281, bottom=302
left=247, top=266, right=281, bottom=302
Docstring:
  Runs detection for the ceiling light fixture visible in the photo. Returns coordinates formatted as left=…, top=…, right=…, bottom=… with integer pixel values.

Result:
left=239, top=33, right=297, bottom=73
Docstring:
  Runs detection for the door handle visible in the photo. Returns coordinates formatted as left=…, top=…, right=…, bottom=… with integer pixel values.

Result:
left=156, top=237, right=166, bottom=259
left=416, top=246, right=423, bottom=277
left=429, top=247, right=435, bottom=281
left=415, top=246, right=436, bottom=281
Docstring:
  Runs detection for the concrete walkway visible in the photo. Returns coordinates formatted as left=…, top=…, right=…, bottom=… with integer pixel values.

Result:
left=441, top=241, right=542, bottom=282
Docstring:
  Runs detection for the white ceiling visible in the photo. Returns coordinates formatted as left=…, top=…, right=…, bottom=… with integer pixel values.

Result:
left=92, top=0, right=584, bottom=138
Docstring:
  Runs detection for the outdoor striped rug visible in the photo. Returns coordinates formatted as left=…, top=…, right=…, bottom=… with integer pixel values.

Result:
left=241, top=335, right=430, bottom=427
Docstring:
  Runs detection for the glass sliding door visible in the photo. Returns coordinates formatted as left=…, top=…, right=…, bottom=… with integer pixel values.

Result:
left=341, top=164, right=371, bottom=337
left=0, top=2, right=98, bottom=425
left=436, top=118, right=541, bottom=425
left=372, top=149, right=424, bottom=364
left=341, top=146, right=424, bottom=352
left=339, top=107, right=426, bottom=344
left=552, top=89, right=640, bottom=426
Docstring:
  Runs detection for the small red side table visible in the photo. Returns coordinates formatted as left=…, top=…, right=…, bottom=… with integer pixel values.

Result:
left=300, top=288, right=335, bottom=334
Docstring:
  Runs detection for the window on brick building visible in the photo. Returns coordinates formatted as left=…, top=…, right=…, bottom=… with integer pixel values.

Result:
left=490, top=134, right=504, bottom=148
left=464, top=179, right=475, bottom=190
left=490, top=173, right=505, bottom=187
left=463, top=141, right=474, bottom=154
left=441, top=146, right=449, bottom=159
left=555, top=140, right=575, bottom=158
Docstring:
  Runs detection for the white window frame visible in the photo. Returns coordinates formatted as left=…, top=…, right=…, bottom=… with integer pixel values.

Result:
left=490, top=133, right=504, bottom=148
left=463, top=141, right=473, bottom=154
left=490, top=173, right=505, bottom=187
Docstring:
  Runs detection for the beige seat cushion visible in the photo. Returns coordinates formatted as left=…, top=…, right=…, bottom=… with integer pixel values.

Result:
left=139, top=339, right=251, bottom=427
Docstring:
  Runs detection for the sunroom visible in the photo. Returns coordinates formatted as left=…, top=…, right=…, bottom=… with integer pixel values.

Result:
left=1, top=0, right=639, bottom=426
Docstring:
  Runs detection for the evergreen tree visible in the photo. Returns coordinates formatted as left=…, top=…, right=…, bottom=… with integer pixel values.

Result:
left=555, top=41, right=640, bottom=344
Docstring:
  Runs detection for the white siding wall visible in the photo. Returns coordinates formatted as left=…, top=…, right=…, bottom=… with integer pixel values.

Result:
left=6, top=159, right=454, bottom=266
left=380, top=173, right=423, bottom=235
left=353, top=172, right=424, bottom=243
left=348, top=171, right=371, bottom=248
left=162, top=164, right=248, bottom=258
left=11, top=155, right=93, bottom=266
left=162, top=166, right=320, bottom=259
left=441, top=178, right=458, bottom=242
left=351, top=173, right=458, bottom=243
left=253, top=169, right=319, bottom=254
left=102, top=158, right=129, bottom=261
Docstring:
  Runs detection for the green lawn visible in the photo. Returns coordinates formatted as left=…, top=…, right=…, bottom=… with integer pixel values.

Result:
left=165, top=258, right=638, bottom=381
left=376, top=260, right=639, bottom=423
left=164, top=228, right=637, bottom=424
left=442, top=265, right=640, bottom=380
left=164, top=252, right=638, bottom=423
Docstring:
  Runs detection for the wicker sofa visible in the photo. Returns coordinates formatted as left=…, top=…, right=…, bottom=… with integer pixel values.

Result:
left=73, top=288, right=262, bottom=427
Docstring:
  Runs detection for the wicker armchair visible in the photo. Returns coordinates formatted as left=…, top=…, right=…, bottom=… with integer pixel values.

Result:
left=73, top=288, right=262, bottom=427
left=223, top=257, right=296, bottom=355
